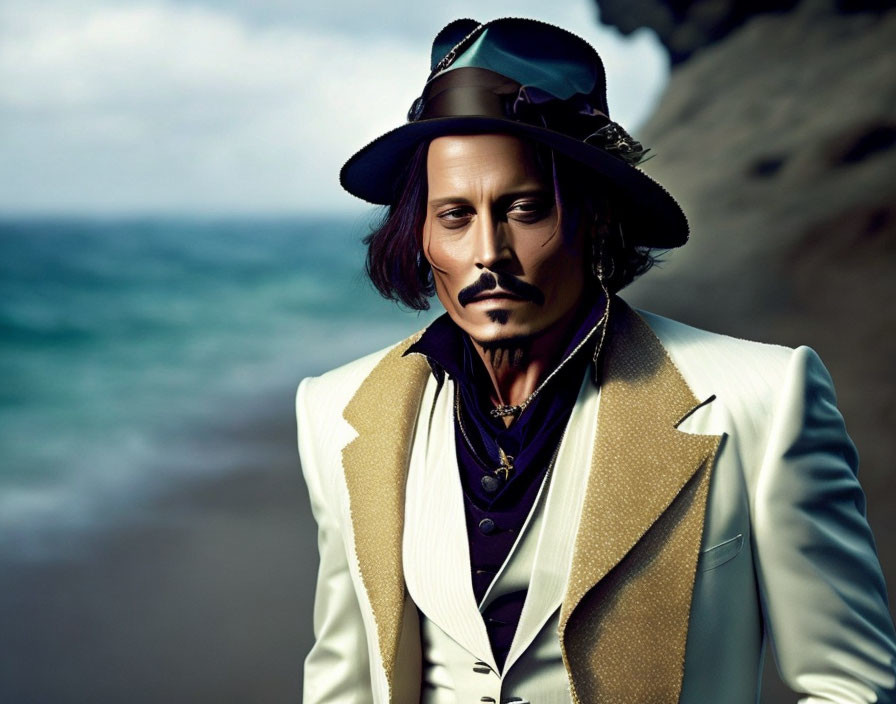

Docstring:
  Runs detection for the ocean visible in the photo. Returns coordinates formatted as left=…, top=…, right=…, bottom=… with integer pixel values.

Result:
left=0, top=215, right=436, bottom=557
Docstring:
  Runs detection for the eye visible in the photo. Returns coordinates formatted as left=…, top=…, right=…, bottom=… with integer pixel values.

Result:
left=508, top=199, right=553, bottom=223
left=436, top=206, right=472, bottom=228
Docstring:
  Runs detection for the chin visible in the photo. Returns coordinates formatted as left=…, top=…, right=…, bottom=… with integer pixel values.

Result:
left=461, top=312, right=546, bottom=349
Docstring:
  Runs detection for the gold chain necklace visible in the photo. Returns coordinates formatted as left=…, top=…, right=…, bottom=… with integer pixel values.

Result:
left=455, top=384, right=515, bottom=480
left=489, top=300, right=610, bottom=420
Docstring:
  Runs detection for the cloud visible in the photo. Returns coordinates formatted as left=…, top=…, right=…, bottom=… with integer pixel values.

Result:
left=0, top=0, right=667, bottom=214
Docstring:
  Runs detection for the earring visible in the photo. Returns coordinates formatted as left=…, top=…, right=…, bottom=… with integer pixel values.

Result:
left=590, top=214, right=613, bottom=368
left=591, top=213, right=615, bottom=285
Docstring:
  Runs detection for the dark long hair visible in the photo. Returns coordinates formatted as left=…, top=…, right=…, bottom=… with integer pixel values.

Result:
left=362, top=136, right=661, bottom=310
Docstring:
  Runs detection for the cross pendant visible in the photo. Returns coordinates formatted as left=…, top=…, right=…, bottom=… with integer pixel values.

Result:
left=495, top=447, right=514, bottom=481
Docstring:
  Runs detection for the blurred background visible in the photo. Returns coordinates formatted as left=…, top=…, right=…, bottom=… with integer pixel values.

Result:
left=0, top=0, right=893, bottom=701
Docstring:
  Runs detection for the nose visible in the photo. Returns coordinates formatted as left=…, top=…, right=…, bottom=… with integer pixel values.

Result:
left=473, top=211, right=512, bottom=271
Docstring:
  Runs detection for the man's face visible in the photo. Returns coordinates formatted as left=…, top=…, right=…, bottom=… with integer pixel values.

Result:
left=422, top=133, right=588, bottom=347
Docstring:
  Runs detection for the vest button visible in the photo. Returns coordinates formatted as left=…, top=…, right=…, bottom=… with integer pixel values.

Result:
left=480, top=474, right=502, bottom=493
left=478, top=518, right=496, bottom=535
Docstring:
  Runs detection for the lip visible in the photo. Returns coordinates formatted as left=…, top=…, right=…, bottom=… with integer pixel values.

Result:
left=469, top=291, right=527, bottom=304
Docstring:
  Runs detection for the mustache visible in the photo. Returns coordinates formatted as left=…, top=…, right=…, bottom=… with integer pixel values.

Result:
left=457, top=272, right=545, bottom=307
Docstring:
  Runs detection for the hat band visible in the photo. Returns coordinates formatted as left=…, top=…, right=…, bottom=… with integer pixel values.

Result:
left=416, top=67, right=522, bottom=121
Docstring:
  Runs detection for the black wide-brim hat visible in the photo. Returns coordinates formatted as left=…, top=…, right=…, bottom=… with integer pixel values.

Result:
left=340, top=17, right=688, bottom=249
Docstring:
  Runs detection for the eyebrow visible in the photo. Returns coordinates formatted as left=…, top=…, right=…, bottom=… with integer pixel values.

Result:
left=428, top=188, right=554, bottom=209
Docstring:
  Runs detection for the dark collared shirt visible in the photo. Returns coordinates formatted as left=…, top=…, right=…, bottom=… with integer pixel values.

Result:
left=404, top=295, right=606, bottom=671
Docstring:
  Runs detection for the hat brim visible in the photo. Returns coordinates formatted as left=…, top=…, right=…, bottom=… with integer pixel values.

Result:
left=339, top=116, right=688, bottom=249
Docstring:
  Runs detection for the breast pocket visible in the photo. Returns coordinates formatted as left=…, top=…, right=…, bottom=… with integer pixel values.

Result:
left=698, top=533, right=744, bottom=572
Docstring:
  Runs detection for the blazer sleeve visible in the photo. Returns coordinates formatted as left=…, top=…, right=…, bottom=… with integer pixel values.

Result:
left=752, top=346, right=896, bottom=702
left=297, top=376, right=374, bottom=704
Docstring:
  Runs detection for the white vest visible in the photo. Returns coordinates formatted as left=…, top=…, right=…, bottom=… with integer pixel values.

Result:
left=403, top=374, right=601, bottom=704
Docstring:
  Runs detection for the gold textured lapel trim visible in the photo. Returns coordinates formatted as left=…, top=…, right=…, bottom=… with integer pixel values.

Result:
left=341, top=331, right=430, bottom=697
left=559, top=300, right=723, bottom=703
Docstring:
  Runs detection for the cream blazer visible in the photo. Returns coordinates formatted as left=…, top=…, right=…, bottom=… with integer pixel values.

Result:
left=296, top=299, right=896, bottom=703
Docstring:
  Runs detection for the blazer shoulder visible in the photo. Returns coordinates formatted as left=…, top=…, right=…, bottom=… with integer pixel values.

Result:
left=296, top=328, right=427, bottom=428
left=633, top=307, right=799, bottom=408
left=299, top=343, right=394, bottom=408
left=636, top=306, right=794, bottom=361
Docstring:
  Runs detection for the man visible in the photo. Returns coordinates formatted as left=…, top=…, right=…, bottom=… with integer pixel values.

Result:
left=296, top=17, right=896, bottom=703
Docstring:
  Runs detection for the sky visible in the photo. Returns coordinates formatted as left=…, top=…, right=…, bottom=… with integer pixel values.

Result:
left=0, top=0, right=668, bottom=216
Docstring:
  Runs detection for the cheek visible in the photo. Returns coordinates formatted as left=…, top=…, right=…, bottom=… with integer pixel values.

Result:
left=422, top=222, right=457, bottom=304
left=428, top=263, right=462, bottom=314
left=520, top=227, right=577, bottom=278
left=522, top=230, right=588, bottom=300
left=429, top=269, right=450, bottom=301
left=422, top=220, right=467, bottom=274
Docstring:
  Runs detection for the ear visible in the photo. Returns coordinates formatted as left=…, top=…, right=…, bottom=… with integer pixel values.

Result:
left=430, top=19, right=481, bottom=71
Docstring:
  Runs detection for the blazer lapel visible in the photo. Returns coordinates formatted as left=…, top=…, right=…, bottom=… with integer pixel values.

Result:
left=559, top=300, right=723, bottom=703
left=403, top=376, right=498, bottom=670
left=341, top=332, right=430, bottom=697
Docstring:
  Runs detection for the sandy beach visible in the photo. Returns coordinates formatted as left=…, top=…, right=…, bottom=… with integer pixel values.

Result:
left=0, top=396, right=318, bottom=703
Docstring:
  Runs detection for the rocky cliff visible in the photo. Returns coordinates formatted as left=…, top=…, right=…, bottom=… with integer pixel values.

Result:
left=602, top=0, right=896, bottom=698
left=598, top=0, right=891, bottom=63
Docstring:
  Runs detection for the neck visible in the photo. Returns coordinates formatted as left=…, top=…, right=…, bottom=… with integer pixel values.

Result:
left=470, top=300, right=589, bottom=428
